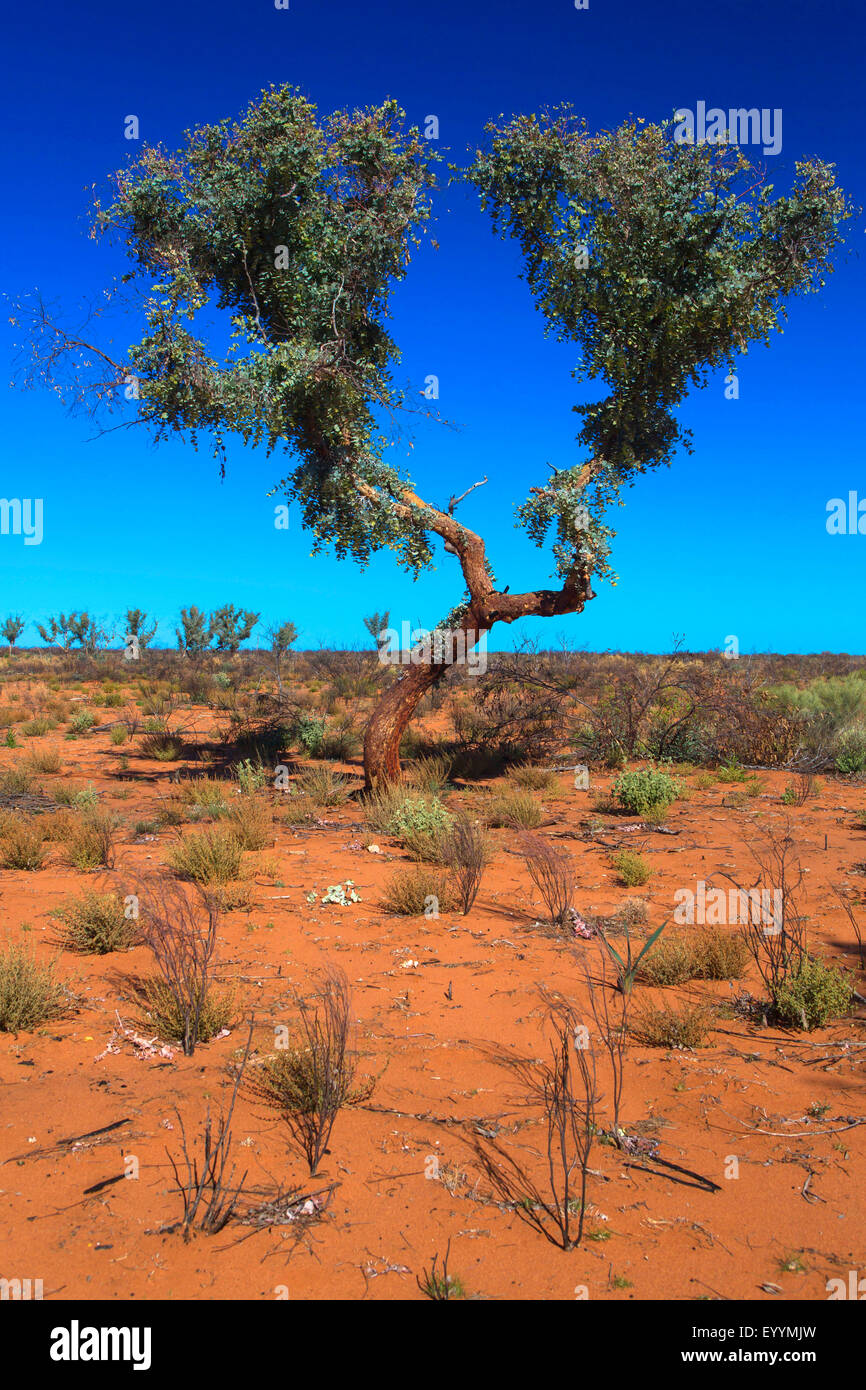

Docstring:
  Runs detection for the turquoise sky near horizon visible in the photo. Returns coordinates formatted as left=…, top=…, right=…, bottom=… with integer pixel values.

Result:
left=1, top=0, right=864, bottom=655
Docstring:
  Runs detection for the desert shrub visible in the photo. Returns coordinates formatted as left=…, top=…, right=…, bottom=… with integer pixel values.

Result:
left=179, top=777, right=230, bottom=819
left=280, top=794, right=317, bottom=826
left=1, top=765, right=32, bottom=794
left=613, top=766, right=683, bottom=816
left=632, top=1000, right=714, bottom=1048
left=68, top=709, right=96, bottom=735
left=381, top=865, right=455, bottom=916
left=21, top=716, right=56, bottom=737
left=25, top=748, right=61, bottom=775
left=505, top=763, right=560, bottom=794
left=772, top=957, right=853, bottom=1030
left=168, top=828, right=243, bottom=885
left=139, top=880, right=234, bottom=1053
left=232, top=757, right=268, bottom=794
left=223, top=798, right=273, bottom=851
left=1, top=818, right=46, bottom=870
left=692, top=926, right=750, bottom=980
left=519, top=833, right=575, bottom=931
left=53, top=782, right=98, bottom=808
left=54, top=890, right=138, bottom=954
left=611, top=849, right=652, bottom=887
left=0, top=942, right=71, bottom=1031
left=63, top=809, right=118, bottom=871
left=140, top=730, right=185, bottom=761
left=296, top=765, right=352, bottom=807
left=110, top=724, right=128, bottom=746
left=442, top=817, right=489, bottom=915
left=291, top=715, right=326, bottom=758
left=365, top=785, right=452, bottom=860
left=637, top=934, right=694, bottom=986
left=834, top=723, right=866, bottom=775
left=319, top=719, right=361, bottom=761
left=247, top=966, right=358, bottom=1175
left=403, top=753, right=453, bottom=794
left=693, top=771, right=716, bottom=790
left=485, top=785, right=544, bottom=830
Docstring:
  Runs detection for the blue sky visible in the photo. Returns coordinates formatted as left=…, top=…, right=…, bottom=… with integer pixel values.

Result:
left=1, top=0, right=863, bottom=653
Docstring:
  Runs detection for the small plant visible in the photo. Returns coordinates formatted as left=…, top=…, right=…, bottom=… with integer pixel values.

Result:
left=505, top=763, right=560, bottom=794
left=637, top=933, right=694, bottom=986
left=772, top=956, right=853, bottom=1030
left=139, top=879, right=234, bottom=1053
left=110, top=724, right=128, bottom=746
left=442, top=817, right=489, bottom=916
left=233, top=758, right=268, bottom=794
left=320, top=881, right=361, bottom=905
left=21, top=716, right=56, bottom=737
left=613, top=766, right=683, bottom=817
left=403, top=753, right=452, bottom=794
left=63, top=809, right=118, bottom=871
left=0, top=941, right=72, bottom=1031
left=1, top=817, right=46, bottom=870
left=224, top=798, right=273, bottom=851
left=280, top=794, right=317, bottom=826
left=598, top=919, right=667, bottom=994
left=1, top=765, right=32, bottom=794
left=252, top=966, right=357, bottom=1175
left=611, top=849, right=652, bottom=887
left=296, top=765, right=352, bottom=807
left=365, top=785, right=452, bottom=861
left=68, top=709, right=97, bottom=736
left=168, top=828, right=243, bottom=885
left=54, top=890, right=138, bottom=954
left=417, top=1243, right=465, bottom=1300
left=632, top=999, right=714, bottom=1048
left=486, top=785, right=544, bottom=830
left=25, top=748, right=61, bottom=775
left=381, top=865, right=455, bottom=916
left=519, top=833, right=576, bottom=932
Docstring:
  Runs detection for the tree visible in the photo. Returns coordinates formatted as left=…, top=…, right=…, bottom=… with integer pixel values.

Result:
left=362, top=610, right=390, bottom=651
left=209, top=604, right=260, bottom=654
left=36, top=612, right=102, bottom=652
left=175, top=606, right=211, bottom=658
left=14, top=90, right=852, bottom=784
left=266, top=619, right=298, bottom=697
left=125, top=608, right=158, bottom=648
left=2, top=616, right=25, bottom=656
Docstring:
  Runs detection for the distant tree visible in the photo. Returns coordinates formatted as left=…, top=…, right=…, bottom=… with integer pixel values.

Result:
left=175, top=606, right=211, bottom=657
left=124, top=608, right=158, bottom=648
left=2, top=615, right=25, bottom=656
left=363, top=611, right=390, bottom=650
left=209, top=605, right=260, bottom=654
left=266, top=620, right=298, bottom=697
left=14, top=89, right=852, bottom=784
left=36, top=611, right=104, bottom=655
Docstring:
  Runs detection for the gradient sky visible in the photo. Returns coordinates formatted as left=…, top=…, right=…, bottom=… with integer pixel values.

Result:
left=1, top=0, right=863, bottom=653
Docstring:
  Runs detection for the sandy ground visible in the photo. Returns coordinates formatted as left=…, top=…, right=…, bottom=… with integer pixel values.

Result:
left=1, top=708, right=864, bottom=1302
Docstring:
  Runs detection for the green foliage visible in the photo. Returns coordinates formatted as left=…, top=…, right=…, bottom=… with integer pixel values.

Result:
left=2, top=615, right=25, bottom=650
left=469, top=112, right=851, bottom=585
left=168, top=828, right=244, bottom=884
left=209, top=604, right=260, bottom=653
left=612, top=849, right=652, bottom=886
left=54, top=891, right=137, bottom=954
left=613, top=765, right=683, bottom=816
left=772, top=957, right=853, bottom=1030
left=175, top=605, right=211, bottom=656
left=834, top=723, right=866, bottom=774
left=125, top=607, right=158, bottom=647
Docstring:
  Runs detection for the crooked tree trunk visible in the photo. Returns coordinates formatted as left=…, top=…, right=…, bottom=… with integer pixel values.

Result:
left=363, top=620, right=489, bottom=788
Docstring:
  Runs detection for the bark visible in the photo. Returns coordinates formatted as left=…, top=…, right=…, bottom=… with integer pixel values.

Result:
left=353, top=467, right=598, bottom=789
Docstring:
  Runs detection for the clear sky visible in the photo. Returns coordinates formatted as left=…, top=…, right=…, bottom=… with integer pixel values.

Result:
left=1, top=0, right=863, bottom=654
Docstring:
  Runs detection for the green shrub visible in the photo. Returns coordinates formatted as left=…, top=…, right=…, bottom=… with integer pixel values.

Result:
left=403, top=754, right=453, bottom=794
left=140, top=977, right=236, bottom=1044
left=223, top=798, right=272, bottom=850
left=140, top=731, right=184, bottom=761
left=168, top=827, right=243, bottom=884
left=292, top=715, right=325, bottom=758
left=637, top=934, right=693, bottom=986
left=0, top=942, right=71, bottom=1031
left=834, top=723, right=866, bottom=775
left=485, top=785, right=544, bottom=829
left=296, top=765, right=352, bottom=807
left=25, top=748, right=61, bottom=775
left=63, top=809, right=118, bottom=871
left=68, top=709, right=96, bottom=735
left=772, top=957, right=853, bottom=1030
left=693, top=927, right=750, bottom=980
left=611, top=849, right=652, bottom=886
left=21, top=716, right=56, bottom=737
left=613, top=766, right=683, bottom=817
left=54, top=891, right=137, bottom=954
left=505, top=763, right=559, bottom=794
left=110, top=725, right=129, bottom=746
left=1, top=765, right=32, bottom=794
left=233, top=757, right=269, bottom=794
